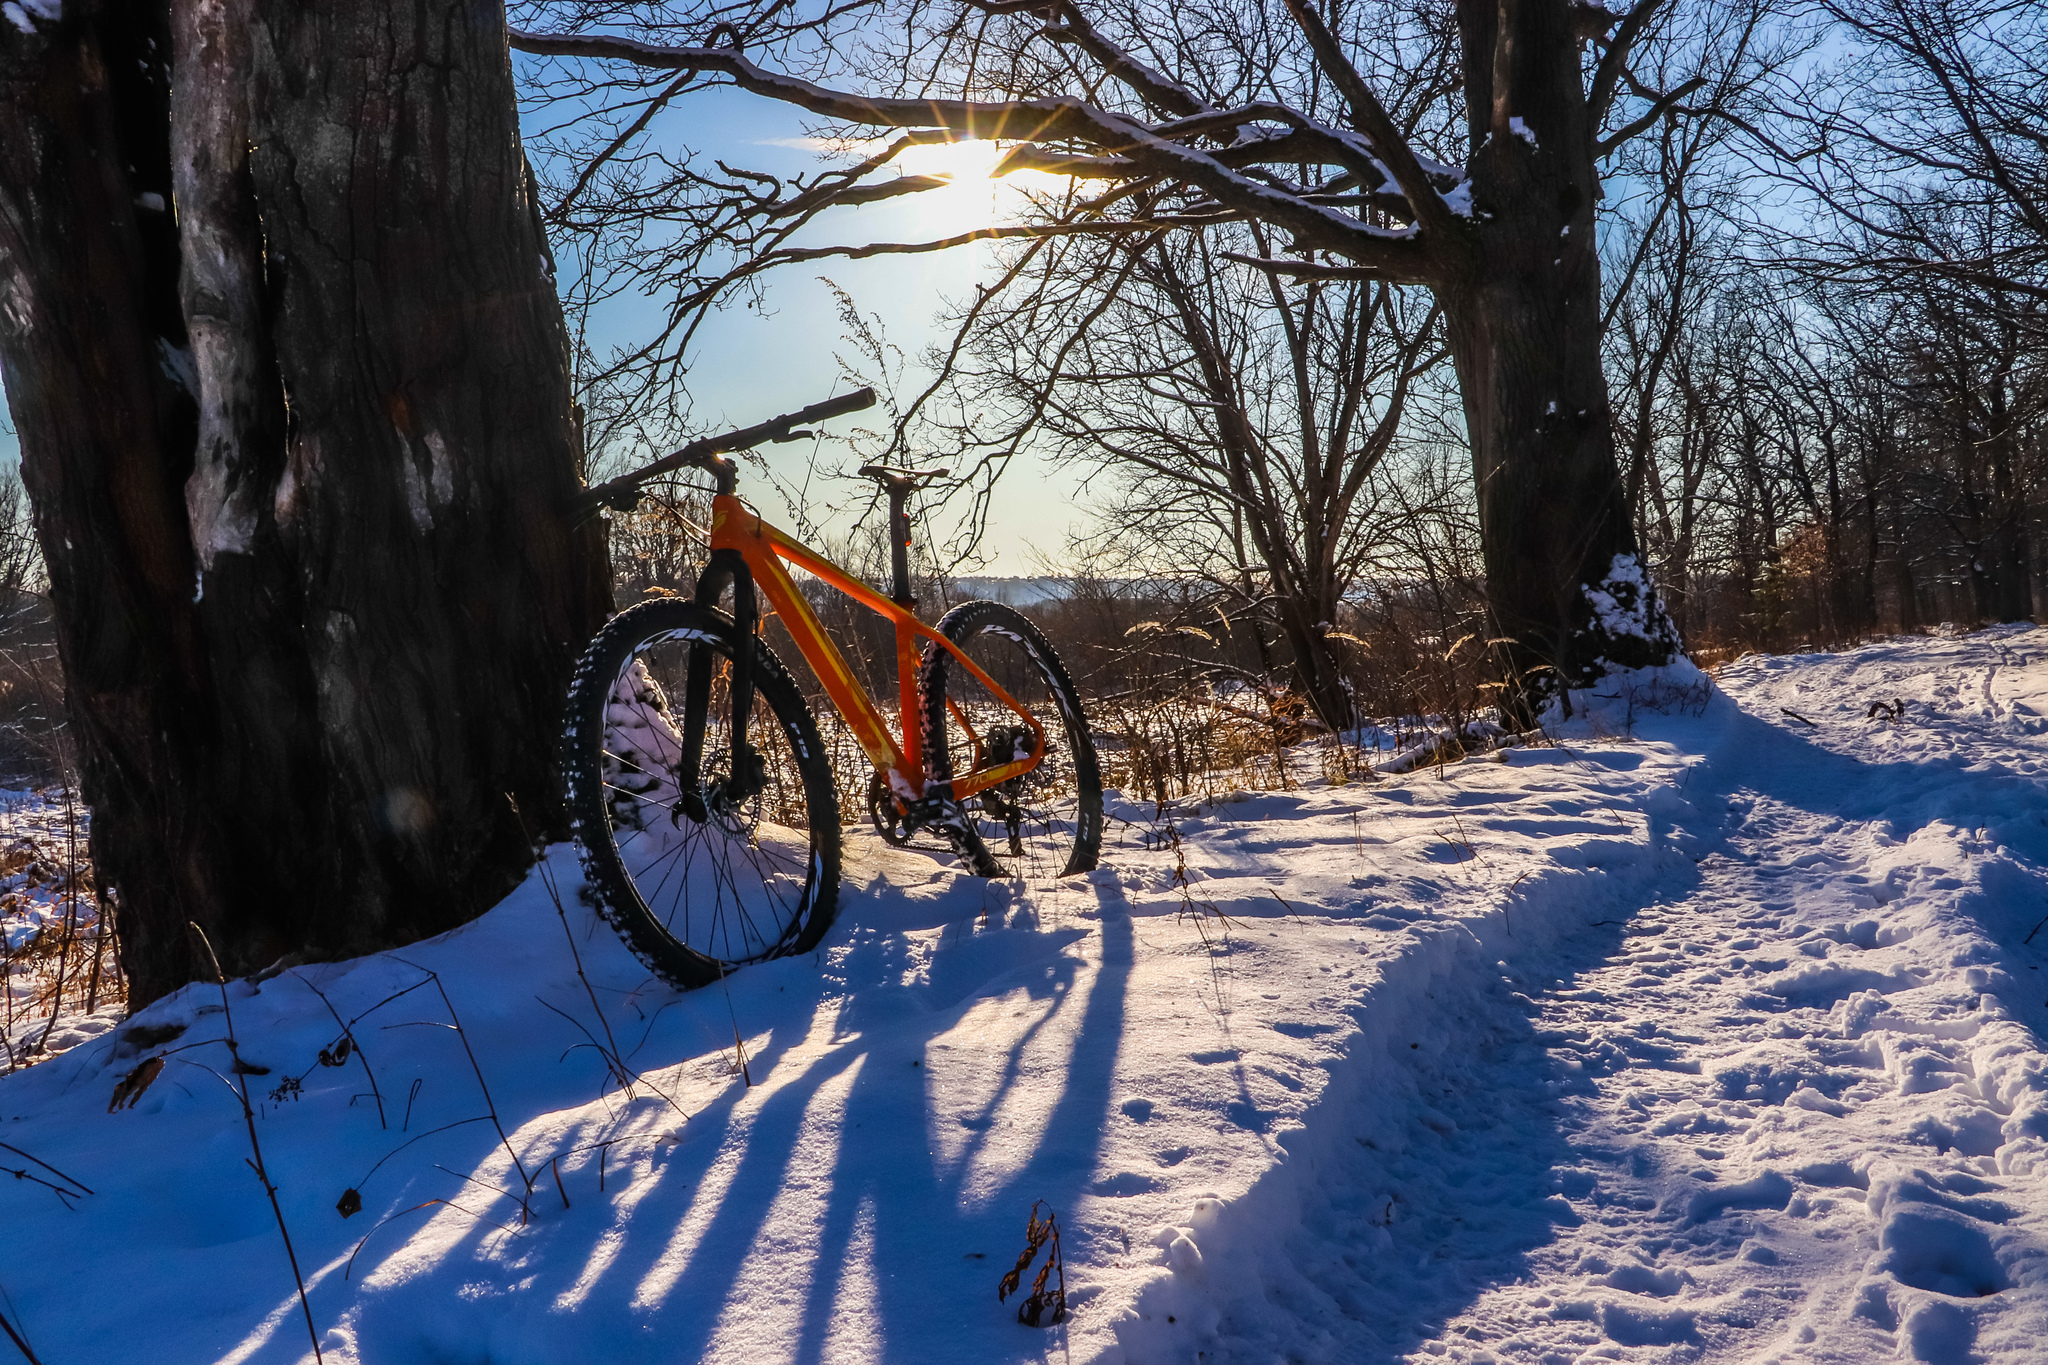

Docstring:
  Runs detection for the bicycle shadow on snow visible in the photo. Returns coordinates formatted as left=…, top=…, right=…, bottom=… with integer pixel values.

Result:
left=345, top=863, right=1136, bottom=1364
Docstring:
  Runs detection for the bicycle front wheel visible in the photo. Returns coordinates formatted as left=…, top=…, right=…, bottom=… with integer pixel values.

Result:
left=917, top=601, right=1103, bottom=879
left=564, top=598, right=842, bottom=989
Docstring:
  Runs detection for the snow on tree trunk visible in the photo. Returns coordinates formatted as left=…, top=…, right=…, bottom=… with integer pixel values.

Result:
left=0, top=0, right=609, bottom=1006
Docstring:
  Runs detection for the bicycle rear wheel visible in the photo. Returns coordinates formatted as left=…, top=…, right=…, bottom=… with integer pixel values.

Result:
left=564, top=598, right=841, bottom=989
left=917, top=601, right=1103, bottom=879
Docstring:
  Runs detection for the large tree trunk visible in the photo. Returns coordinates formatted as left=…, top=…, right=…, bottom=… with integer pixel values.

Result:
left=1447, top=0, right=1678, bottom=711
left=0, top=0, right=609, bottom=1007
left=1269, top=587, right=1356, bottom=733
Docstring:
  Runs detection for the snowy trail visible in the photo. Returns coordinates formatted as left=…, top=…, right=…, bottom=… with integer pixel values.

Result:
left=5, top=630, right=2048, bottom=1365
left=1189, top=631, right=2048, bottom=1364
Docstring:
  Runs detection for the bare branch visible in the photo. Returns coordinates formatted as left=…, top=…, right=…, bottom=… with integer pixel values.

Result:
left=1274, top=0, right=1470, bottom=255
left=510, top=26, right=1439, bottom=279
left=1597, top=76, right=1707, bottom=156
left=1030, top=0, right=1210, bottom=119
left=1589, top=0, right=1674, bottom=126
left=1220, top=252, right=1392, bottom=282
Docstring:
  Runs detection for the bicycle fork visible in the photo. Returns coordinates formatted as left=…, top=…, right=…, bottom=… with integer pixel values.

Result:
left=679, top=548, right=765, bottom=824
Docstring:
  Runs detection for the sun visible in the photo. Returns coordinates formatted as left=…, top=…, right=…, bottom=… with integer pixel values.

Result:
left=876, top=139, right=1074, bottom=236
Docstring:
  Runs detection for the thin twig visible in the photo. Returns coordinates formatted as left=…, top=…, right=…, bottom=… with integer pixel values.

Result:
left=0, top=1281, right=42, bottom=1365
left=1265, top=889, right=1310, bottom=925
left=32, top=787, right=79, bottom=1054
left=0, top=1166, right=81, bottom=1209
left=0, top=1141, right=91, bottom=1196
left=291, top=971, right=387, bottom=1129
left=344, top=1199, right=516, bottom=1281
left=186, top=923, right=324, bottom=1363
left=507, top=799, right=689, bottom=1118
left=388, top=958, right=535, bottom=1211
left=351, top=1116, right=497, bottom=1192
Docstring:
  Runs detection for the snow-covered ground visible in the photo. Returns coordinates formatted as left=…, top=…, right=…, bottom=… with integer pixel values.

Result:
left=4, top=627, right=2047, bottom=1364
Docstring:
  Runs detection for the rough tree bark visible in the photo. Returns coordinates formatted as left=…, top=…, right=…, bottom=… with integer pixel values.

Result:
left=1443, top=0, right=1677, bottom=704
left=0, top=0, right=609, bottom=1007
left=1976, top=365, right=2033, bottom=624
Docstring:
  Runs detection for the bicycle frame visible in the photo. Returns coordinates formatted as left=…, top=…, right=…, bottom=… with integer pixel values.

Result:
left=706, top=492, right=1047, bottom=805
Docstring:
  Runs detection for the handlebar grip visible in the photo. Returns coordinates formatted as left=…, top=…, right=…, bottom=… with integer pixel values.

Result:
left=795, top=387, right=877, bottom=424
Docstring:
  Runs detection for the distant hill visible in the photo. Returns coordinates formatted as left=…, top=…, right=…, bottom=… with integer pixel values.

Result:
left=945, top=576, right=1072, bottom=606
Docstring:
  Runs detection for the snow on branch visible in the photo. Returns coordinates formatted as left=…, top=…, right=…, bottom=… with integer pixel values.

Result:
left=1275, top=0, right=1471, bottom=251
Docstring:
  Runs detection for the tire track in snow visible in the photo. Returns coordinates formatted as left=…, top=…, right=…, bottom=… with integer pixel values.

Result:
left=1176, top=630, right=2048, bottom=1365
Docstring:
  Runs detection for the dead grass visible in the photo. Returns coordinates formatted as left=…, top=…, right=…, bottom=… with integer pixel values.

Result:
left=2, top=787, right=124, bottom=1073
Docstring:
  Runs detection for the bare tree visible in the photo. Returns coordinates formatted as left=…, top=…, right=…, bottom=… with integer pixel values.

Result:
left=509, top=0, right=1768, bottom=708
left=913, top=222, right=1444, bottom=727
left=0, top=0, right=609, bottom=1004
left=1770, top=0, right=2047, bottom=318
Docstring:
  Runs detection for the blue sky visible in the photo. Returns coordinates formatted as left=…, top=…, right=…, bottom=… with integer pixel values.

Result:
left=548, top=83, right=1093, bottom=570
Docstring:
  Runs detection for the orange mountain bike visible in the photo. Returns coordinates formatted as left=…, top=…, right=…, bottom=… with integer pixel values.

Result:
left=561, top=389, right=1103, bottom=989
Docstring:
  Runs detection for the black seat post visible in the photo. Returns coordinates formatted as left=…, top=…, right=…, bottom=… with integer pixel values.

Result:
left=858, top=463, right=951, bottom=610
left=886, top=483, right=916, bottom=608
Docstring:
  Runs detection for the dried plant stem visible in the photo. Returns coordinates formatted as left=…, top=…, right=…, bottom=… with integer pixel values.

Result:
left=505, top=797, right=689, bottom=1118
left=32, top=788, right=79, bottom=1053
left=0, top=1282, right=42, bottom=1365
left=344, top=1198, right=516, bottom=1281
left=2, top=943, right=16, bottom=1074
left=186, top=923, right=324, bottom=1363
left=292, top=971, right=387, bottom=1129
left=0, top=1141, right=91, bottom=1196
left=390, top=958, right=534, bottom=1210
left=83, top=863, right=108, bottom=1016
left=350, top=1116, right=496, bottom=1194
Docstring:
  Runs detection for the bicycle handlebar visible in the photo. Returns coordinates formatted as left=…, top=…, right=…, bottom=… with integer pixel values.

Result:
left=569, top=386, right=878, bottom=517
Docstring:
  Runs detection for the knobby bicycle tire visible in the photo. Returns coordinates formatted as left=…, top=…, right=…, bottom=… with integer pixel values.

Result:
left=564, top=598, right=842, bottom=989
left=917, top=601, right=1104, bottom=879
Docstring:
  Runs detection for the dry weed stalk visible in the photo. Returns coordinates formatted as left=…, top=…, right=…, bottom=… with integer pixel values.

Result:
left=186, top=922, right=324, bottom=1363
left=506, top=795, right=689, bottom=1118
left=387, top=958, right=536, bottom=1219
left=996, top=1200, right=1067, bottom=1327
left=2, top=786, right=123, bottom=1072
left=0, top=1139, right=92, bottom=1210
left=286, top=972, right=386, bottom=1127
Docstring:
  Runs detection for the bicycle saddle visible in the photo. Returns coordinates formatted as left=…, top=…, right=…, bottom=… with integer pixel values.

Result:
left=856, top=463, right=951, bottom=494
